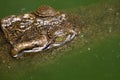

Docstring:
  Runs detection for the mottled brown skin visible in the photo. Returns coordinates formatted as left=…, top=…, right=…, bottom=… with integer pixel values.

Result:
left=11, top=35, right=48, bottom=57
left=1, top=5, right=78, bottom=58
left=33, top=5, right=60, bottom=17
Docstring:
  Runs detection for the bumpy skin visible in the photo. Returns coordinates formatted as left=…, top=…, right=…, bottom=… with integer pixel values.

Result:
left=0, top=6, right=77, bottom=58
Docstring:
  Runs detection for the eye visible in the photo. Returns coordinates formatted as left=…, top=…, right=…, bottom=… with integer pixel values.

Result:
left=55, top=36, right=65, bottom=42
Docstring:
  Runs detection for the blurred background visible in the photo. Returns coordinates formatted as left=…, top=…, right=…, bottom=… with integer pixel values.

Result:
left=0, top=0, right=120, bottom=80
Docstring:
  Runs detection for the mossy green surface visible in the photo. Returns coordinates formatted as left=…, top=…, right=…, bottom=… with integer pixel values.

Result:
left=0, top=0, right=120, bottom=80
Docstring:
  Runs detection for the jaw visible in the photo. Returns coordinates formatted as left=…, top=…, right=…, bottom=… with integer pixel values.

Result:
left=11, top=35, right=48, bottom=58
left=13, top=32, right=76, bottom=58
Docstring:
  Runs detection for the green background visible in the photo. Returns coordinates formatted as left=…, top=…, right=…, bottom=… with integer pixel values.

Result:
left=0, top=0, right=120, bottom=80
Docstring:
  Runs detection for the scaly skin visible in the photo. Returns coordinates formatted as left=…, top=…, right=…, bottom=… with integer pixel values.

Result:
left=0, top=6, right=78, bottom=58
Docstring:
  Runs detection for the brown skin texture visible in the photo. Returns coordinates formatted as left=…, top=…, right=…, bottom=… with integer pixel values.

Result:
left=33, top=5, right=60, bottom=17
left=11, top=35, right=48, bottom=57
left=1, top=6, right=78, bottom=58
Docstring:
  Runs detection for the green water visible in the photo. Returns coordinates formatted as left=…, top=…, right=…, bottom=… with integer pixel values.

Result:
left=0, top=0, right=120, bottom=80
left=0, top=0, right=101, bottom=18
left=25, top=35, right=120, bottom=80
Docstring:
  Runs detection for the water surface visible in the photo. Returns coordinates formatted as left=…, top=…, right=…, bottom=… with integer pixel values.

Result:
left=0, top=0, right=120, bottom=80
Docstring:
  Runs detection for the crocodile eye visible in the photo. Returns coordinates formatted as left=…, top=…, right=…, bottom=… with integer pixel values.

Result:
left=55, top=36, right=65, bottom=42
